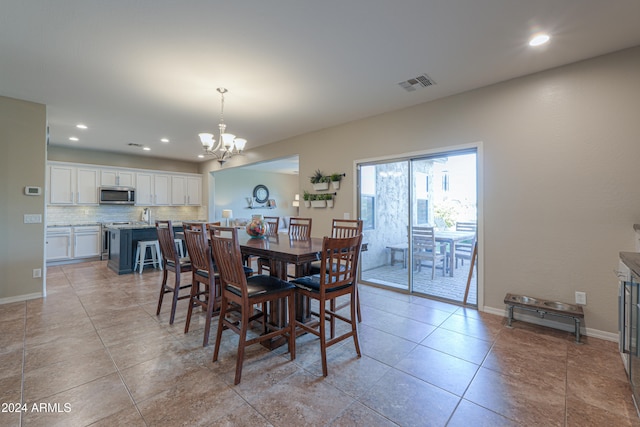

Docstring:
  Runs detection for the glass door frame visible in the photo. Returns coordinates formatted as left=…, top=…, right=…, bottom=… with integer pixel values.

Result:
left=355, top=142, right=483, bottom=308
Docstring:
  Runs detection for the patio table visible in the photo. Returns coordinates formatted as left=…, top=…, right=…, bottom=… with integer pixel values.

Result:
left=385, top=230, right=476, bottom=277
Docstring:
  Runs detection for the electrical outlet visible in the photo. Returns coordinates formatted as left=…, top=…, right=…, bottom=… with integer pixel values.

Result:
left=33, top=268, right=42, bottom=278
left=575, top=291, right=587, bottom=305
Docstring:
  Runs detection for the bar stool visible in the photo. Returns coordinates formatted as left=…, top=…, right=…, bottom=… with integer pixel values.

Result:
left=174, top=238, right=185, bottom=258
left=134, top=240, right=162, bottom=274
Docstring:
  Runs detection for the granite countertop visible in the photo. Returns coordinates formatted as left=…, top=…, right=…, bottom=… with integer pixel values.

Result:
left=104, top=220, right=206, bottom=230
left=48, top=223, right=101, bottom=227
left=621, top=252, right=640, bottom=281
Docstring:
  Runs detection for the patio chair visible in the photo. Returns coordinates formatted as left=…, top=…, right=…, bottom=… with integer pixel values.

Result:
left=455, top=221, right=477, bottom=268
left=412, top=226, right=446, bottom=279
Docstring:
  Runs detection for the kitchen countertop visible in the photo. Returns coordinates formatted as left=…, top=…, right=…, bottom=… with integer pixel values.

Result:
left=103, top=220, right=206, bottom=230
left=620, top=251, right=640, bottom=280
left=48, top=223, right=102, bottom=227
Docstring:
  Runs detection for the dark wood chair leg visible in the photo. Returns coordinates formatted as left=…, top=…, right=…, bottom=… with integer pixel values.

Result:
left=169, top=272, right=181, bottom=325
left=156, top=269, right=169, bottom=315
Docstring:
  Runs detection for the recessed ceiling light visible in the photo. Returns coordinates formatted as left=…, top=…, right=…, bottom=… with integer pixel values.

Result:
left=69, top=137, right=79, bottom=141
left=76, top=124, right=88, bottom=129
left=143, top=147, right=151, bottom=151
left=529, top=33, right=550, bottom=47
left=198, top=154, right=204, bottom=158
left=160, top=138, right=169, bottom=143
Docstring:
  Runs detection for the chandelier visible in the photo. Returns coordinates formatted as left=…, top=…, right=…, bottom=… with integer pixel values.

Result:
left=198, top=88, right=247, bottom=165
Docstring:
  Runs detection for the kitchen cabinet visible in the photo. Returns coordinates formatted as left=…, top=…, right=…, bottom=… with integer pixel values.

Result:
left=171, top=175, right=201, bottom=206
left=100, top=169, right=135, bottom=187
left=49, top=165, right=99, bottom=205
left=136, top=172, right=171, bottom=206
left=73, top=225, right=101, bottom=258
left=46, top=227, right=72, bottom=261
left=46, top=226, right=100, bottom=262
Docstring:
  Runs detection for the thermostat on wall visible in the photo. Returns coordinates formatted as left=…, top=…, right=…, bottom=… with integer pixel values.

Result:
left=24, top=186, right=42, bottom=196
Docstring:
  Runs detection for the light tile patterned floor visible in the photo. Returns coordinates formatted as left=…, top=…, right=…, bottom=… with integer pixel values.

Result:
left=0, top=261, right=637, bottom=426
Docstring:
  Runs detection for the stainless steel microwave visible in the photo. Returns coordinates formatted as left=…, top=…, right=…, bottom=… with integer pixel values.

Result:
left=99, top=186, right=135, bottom=205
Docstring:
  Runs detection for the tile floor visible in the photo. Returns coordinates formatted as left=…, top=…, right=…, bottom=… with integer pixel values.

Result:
left=1, top=261, right=639, bottom=426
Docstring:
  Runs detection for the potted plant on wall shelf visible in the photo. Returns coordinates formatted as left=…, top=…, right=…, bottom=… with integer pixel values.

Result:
left=330, top=173, right=343, bottom=190
left=303, top=191, right=311, bottom=208
left=324, top=193, right=334, bottom=208
left=310, top=193, right=326, bottom=208
left=310, top=169, right=329, bottom=191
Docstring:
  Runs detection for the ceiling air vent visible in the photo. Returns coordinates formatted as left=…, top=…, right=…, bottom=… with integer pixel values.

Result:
left=127, top=143, right=144, bottom=148
left=398, top=73, right=436, bottom=92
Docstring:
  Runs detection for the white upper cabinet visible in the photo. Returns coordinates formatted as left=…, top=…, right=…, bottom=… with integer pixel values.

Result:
left=154, top=174, right=171, bottom=206
left=48, top=162, right=201, bottom=207
left=49, top=165, right=99, bottom=205
left=100, top=169, right=135, bottom=187
left=135, top=172, right=171, bottom=206
left=171, top=175, right=202, bottom=206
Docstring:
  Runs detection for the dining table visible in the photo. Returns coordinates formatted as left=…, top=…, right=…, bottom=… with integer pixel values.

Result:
left=434, top=230, right=476, bottom=277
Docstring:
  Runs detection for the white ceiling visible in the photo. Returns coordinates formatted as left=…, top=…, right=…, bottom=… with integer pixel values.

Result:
left=2, top=1, right=639, bottom=163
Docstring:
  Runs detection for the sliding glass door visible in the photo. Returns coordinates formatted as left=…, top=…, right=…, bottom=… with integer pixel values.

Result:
left=358, top=149, right=477, bottom=305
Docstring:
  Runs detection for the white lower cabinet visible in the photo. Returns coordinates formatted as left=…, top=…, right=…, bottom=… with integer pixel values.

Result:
left=46, top=227, right=72, bottom=261
left=46, top=226, right=100, bottom=262
left=73, top=226, right=101, bottom=258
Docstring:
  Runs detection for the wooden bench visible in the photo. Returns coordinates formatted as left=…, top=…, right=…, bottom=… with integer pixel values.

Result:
left=386, top=243, right=408, bottom=268
left=504, top=293, right=585, bottom=343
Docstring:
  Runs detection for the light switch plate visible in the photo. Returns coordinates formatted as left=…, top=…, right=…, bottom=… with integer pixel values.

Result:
left=24, top=214, right=42, bottom=224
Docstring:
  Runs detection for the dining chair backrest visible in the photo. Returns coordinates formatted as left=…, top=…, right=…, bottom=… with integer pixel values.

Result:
left=412, top=226, right=437, bottom=252
left=156, top=220, right=179, bottom=263
left=317, top=234, right=363, bottom=292
left=455, top=221, right=477, bottom=233
left=209, top=227, right=248, bottom=298
left=263, top=216, right=280, bottom=237
left=331, top=219, right=363, bottom=238
left=289, top=217, right=312, bottom=240
left=182, top=222, right=204, bottom=232
left=183, top=226, right=212, bottom=273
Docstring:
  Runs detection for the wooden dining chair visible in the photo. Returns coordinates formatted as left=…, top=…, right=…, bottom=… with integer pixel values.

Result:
left=288, top=217, right=312, bottom=240
left=210, top=227, right=296, bottom=385
left=256, top=216, right=279, bottom=274
left=291, top=233, right=363, bottom=377
left=155, top=220, right=192, bottom=325
left=182, top=224, right=220, bottom=346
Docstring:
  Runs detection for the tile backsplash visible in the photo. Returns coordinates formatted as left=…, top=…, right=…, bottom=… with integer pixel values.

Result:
left=47, top=205, right=207, bottom=225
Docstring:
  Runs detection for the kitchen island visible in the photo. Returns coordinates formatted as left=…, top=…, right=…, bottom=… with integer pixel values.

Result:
left=105, top=223, right=185, bottom=274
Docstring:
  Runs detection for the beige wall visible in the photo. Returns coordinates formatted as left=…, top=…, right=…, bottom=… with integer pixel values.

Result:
left=202, top=46, right=640, bottom=335
left=0, top=96, right=46, bottom=302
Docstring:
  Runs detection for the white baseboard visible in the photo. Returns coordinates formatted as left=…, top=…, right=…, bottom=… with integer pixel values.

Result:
left=0, top=292, right=43, bottom=305
left=482, top=305, right=618, bottom=343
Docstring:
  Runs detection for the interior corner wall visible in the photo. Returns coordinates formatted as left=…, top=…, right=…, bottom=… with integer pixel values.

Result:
left=0, top=95, right=46, bottom=302
left=205, top=46, right=640, bottom=334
